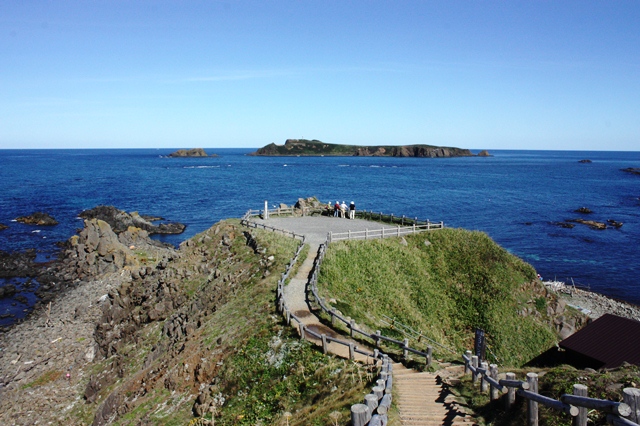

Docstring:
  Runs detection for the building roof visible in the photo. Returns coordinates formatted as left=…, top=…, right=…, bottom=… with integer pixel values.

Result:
left=559, top=313, right=640, bottom=369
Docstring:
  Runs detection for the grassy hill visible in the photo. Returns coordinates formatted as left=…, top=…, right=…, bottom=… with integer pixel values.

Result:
left=317, top=228, right=567, bottom=367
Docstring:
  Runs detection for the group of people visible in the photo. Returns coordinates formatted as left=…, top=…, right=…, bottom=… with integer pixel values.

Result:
left=331, top=200, right=356, bottom=219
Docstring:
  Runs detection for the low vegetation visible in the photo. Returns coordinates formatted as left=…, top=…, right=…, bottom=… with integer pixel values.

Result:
left=317, top=228, right=558, bottom=367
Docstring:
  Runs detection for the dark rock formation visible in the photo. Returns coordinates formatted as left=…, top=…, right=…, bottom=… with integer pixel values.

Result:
left=0, top=284, right=17, bottom=299
left=570, top=218, right=607, bottom=230
left=579, top=159, right=592, bottom=163
left=607, top=219, right=623, bottom=228
left=0, top=224, right=7, bottom=231
left=168, top=148, right=215, bottom=157
left=622, top=167, right=640, bottom=176
left=251, top=139, right=475, bottom=157
left=554, top=222, right=575, bottom=229
left=0, top=249, right=39, bottom=278
left=477, top=150, right=491, bottom=157
left=15, top=212, right=58, bottom=226
left=575, top=207, right=593, bottom=214
left=79, top=206, right=185, bottom=235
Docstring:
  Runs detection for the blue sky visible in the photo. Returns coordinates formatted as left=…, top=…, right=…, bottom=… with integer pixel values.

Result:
left=1, top=1, right=639, bottom=150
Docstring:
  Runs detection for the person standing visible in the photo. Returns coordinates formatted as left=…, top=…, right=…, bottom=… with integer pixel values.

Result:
left=340, top=201, right=347, bottom=218
left=334, top=201, right=340, bottom=217
left=349, top=201, right=356, bottom=219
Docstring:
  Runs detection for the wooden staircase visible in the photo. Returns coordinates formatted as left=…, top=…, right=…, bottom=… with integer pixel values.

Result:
left=393, top=362, right=478, bottom=426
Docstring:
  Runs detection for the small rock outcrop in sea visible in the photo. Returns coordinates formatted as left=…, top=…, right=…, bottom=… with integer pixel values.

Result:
left=554, top=221, right=575, bottom=229
left=622, top=167, right=640, bottom=176
left=0, top=223, right=7, bottom=231
left=575, top=207, right=592, bottom=214
left=168, top=148, right=216, bottom=157
left=79, top=205, right=185, bottom=235
left=607, top=219, right=623, bottom=228
left=579, top=159, right=592, bottom=163
left=477, top=150, right=491, bottom=157
left=570, top=218, right=607, bottom=230
left=15, top=212, right=58, bottom=226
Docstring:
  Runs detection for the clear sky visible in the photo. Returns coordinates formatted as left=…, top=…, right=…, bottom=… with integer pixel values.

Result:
left=1, top=1, right=639, bottom=150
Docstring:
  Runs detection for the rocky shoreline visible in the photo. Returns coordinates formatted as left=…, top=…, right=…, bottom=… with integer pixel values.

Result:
left=546, top=281, right=640, bottom=322
left=1, top=209, right=639, bottom=424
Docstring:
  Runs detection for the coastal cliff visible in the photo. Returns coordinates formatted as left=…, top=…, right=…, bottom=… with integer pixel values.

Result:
left=251, top=139, right=478, bottom=157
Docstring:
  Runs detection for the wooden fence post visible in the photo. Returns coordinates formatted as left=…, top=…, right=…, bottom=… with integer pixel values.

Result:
left=321, top=334, right=328, bottom=354
left=527, top=372, right=539, bottom=426
left=471, top=356, right=479, bottom=384
left=364, top=393, right=379, bottom=413
left=285, top=308, right=291, bottom=325
left=481, top=361, right=489, bottom=392
left=264, top=200, right=269, bottom=220
left=490, top=364, right=499, bottom=400
left=505, top=372, right=516, bottom=409
left=350, top=319, right=356, bottom=337
left=623, top=387, right=640, bottom=422
left=573, top=384, right=588, bottom=426
left=299, top=323, right=305, bottom=340
left=351, top=404, right=371, bottom=426
left=373, top=385, right=384, bottom=400
left=349, top=342, right=355, bottom=360
left=426, top=346, right=433, bottom=366
left=331, top=308, right=336, bottom=326
left=465, top=350, right=472, bottom=375
left=403, top=338, right=409, bottom=360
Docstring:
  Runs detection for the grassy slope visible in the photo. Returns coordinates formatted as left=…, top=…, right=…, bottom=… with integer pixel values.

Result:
left=318, top=228, right=558, bottom=367
left=67, top=221, right=371, bottom=426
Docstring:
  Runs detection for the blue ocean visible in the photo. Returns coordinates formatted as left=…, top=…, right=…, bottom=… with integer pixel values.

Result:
left=1, top=148, right=639, bottom=325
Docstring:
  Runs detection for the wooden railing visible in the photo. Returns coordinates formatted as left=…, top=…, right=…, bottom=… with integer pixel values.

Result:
left=462, top=350, right=640, bottom=426
left=242, top=209, right=399, bottom=424
left=308, top=242, right=434, bottom=366
left=328, top=221, right=443, bottom=242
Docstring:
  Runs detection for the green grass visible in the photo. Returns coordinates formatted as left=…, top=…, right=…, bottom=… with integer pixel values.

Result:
left=318, top=228, right=557, bottom=367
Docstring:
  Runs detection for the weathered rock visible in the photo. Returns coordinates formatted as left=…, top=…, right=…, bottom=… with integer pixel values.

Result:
left=0, top=284, right=17, bottom=299
left=575, top=207, right=593, bottom=214
left=15, top=212, right=58, bottom=226
left=621, top=167, right=640, bottom=176
left=579, top=159, right=592, bottom=163
left=477, top=150, right=491, bottom=157
left=168, top=148, right=216, bottom=157
left=570, top=218, right=607, bottom=230
left=79, top=206, right=185, bottom=235
left=0, top=223, right=7, bottom=231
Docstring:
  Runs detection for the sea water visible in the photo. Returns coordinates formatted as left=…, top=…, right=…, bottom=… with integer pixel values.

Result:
left=0, top=148, right=639, bottom=325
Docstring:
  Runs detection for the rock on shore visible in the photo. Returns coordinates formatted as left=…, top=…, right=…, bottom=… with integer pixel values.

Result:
left=79, top=205, right=185, bottom=235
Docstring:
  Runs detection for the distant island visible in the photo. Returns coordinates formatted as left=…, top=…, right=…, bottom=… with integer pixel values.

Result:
left=168, top=148, right=217, bottom=157
left=250, top=139, right=487, bottom=157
